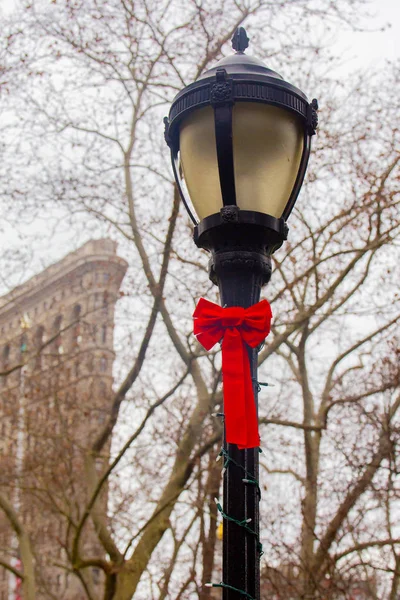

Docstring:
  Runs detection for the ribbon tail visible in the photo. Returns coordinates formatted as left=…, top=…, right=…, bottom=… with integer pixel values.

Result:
left=221, top=329, right=247, bottom=448
left=221, top=332, right=260, bottom=449
left=238, top=343, right=260, bottom=450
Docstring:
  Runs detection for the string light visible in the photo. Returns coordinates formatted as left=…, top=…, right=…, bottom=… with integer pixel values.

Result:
left=205, top=582, right=256, bottom=599
left=215, top=447, right=264, bottom=558
left=217, top=447, right=261, bottom=498
left=211, top=412, right=264, bottom=596
left=252, top=378, right=275, bottom=392
left=214, top=498, right=263, bottom=555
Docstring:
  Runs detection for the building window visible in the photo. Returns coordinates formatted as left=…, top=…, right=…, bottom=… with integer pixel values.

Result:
left=92, top=568, right=100, bottom=585
left=20, top=333, right=28, bottom=356
left=34, top=326, right=44, bottom=370
left=100, top=357, right=107, bottom=373
left=35, top=326, right=44, bottom=347
left=102, top=291, right=109, bottom=315
left=101, top=325, right=107, bottom=344
left=72, top=305, right=82, bottom=346
left=3, top=344, right=10, bottom=367
left=2, top=345, right=10, bottom=386
left=53, top=316, right=63, bottom=355
left=87, top=355, right=94, bottom=372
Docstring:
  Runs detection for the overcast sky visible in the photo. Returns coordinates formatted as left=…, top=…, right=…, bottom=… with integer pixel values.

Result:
left=335, top=0, right=400, bottom=66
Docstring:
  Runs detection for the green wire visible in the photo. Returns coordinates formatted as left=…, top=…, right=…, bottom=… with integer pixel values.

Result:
left=219, top=448, right=262, bottom=498
left=213, top=446, right=264, bottom=598
left=215, top=498, right=263, bottom=556
left=208, top=582, right=256, bottom=599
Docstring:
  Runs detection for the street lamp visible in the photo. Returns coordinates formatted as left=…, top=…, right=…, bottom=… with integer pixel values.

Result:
left=164, top=27, right=317, bottom=600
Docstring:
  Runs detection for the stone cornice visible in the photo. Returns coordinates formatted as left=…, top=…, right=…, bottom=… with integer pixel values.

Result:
left=0, top=239, right=128, bottom=324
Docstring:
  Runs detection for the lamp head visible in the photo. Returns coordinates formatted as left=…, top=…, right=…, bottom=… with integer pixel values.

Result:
left=164, top=28, right=317, bottom=255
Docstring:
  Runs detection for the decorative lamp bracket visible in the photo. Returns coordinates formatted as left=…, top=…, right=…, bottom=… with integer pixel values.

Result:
left=210, top=69, right=233, bottom=107
left=163, top=116, right=171, bottom=147
left=307, top=98, right=319, bottom=135
left=220, top=205, right=240, bottom=223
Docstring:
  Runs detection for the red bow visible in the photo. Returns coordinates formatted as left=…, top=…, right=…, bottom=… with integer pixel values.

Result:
left=193, top=298, right=272, bottom=449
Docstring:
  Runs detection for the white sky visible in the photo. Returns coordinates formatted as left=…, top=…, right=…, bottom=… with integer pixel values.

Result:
left=335, top=0, right=400, bottom=67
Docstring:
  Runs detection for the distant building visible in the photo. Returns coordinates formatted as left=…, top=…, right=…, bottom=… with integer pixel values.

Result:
left=0, top=239, right=127, bottom=599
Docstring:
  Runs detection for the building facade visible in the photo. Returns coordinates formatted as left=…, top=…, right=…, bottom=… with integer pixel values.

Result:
left=0, top=239, right=127, bottom=599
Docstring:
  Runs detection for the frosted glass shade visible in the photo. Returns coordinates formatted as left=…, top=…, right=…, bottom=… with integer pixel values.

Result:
left=179, top=103, right=304, bottom=221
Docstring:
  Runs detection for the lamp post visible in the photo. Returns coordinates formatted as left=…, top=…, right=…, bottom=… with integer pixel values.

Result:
left=164, top=27, right=317, bottom=600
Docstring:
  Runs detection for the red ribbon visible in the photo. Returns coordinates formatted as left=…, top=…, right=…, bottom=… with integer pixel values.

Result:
left=193, top=298, right=272, bottom=449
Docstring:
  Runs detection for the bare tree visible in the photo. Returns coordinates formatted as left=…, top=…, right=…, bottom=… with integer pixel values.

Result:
left=1, top=0, right=399, bottom=599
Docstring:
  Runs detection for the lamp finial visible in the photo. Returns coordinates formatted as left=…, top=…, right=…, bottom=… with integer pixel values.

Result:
left=232, top=27, right=249, bottom=53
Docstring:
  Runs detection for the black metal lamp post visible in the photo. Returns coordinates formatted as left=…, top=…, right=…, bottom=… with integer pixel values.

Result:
left=164, top=27, right=317, bottom=600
